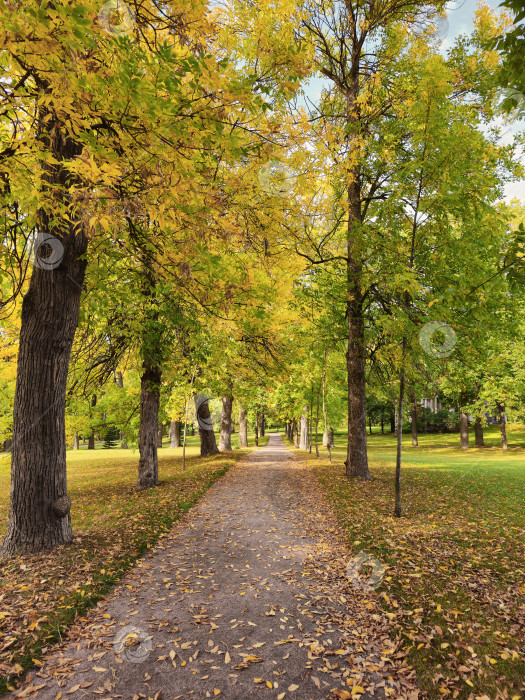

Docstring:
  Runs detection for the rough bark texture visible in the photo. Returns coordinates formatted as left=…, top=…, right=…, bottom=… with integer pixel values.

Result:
left=219, top=394, right=233, bottom=451
left=394, top=368, right=406, bottom=517
left=170, top=420, right=180, bottom=448
left=327, top=427, right=334, bottom=448
left=299, top=408, right=309, bottom=451
left=72, top=433, right=79, bottom=450
left=459, top=409, right=469, bottom=450
left=137, top=362, right=161, bottom=489
left=322, top=376, right=329, bottom=447
left=238, top=406, right=248, bottom=448
left=345, top=89, right=370, bottom=480
left=315, top=385, right=320, bottom=457
left=474, top=417, right=485, bottom=448
left=411, top=395, right=418, bottom=447
left=115, top=373, right=127, bottom=448
left=293, top=418, right=299, bottom=448
left=195, top=396, right=219, bottom=457
left=308, top=397, right=314, bottom=454
left=0, top=113, right=88, bottom=555
left=497, top=402, right=508, bottom=450
left=394, top=404, right=399, bottom=438
left=88, top=394, right=96, bottom=450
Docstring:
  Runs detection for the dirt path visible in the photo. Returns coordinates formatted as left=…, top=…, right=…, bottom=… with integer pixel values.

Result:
left=10, top=434, right=420, bottom=699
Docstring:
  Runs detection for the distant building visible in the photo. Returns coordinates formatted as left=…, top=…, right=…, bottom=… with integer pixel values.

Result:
left=420, top=397, right=443, bottom=413
left=419, top=397, right=505, bottom=423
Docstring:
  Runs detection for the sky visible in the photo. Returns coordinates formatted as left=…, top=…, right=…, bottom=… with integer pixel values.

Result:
left=300, top=0, right=524, bottom=204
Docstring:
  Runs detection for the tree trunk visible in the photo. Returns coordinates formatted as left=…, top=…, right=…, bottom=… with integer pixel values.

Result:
left=299, top=408, right=309, bottom=451
left=259, top=409, right=265, bottom=437
left=88, top=394, right=96, bottom=449
left=322, top=370, right=329, bottom=447
left=219, top=393, right=233, bottom=451
left=0, top=118, right=88, bottom=555
left=293, top=418, right=299, bottom=448
left=497, top=402, right=508, bottom=450
left=309, top=392, right=313, bottom=453
left=394, top=366, right=406, bottom=517
left=346, top=138, right=370, bottom=480
left=474, top=416, right=485, bottom=448
left=411, top=394, right=418, bottom=447
left=255, top=410, right=259, bottom=446
left=394, top=403, right=399, bottom=438
left=157, top=422, right=163, bottom=448
left=137, top=362, right=161, bottom=489
left=115, top=372, right=128, bottom=448
left=459, top=409, right=469, bottom=450
left=195, top=395, right=219, bottom=456
left=315, top=383, right=320, bottom=457
left=170, top=420, right=180, bottom=448
left=327, top=427, right=334, bottom=448
left=72, top=433, right=79, bottom=450
left=238, top=406, right=248, bottom=447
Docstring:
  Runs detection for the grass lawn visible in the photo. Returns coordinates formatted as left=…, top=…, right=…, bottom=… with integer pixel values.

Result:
left=0, top=431, right=265, bottom=694
left=289, top=424, right=525, bottom=700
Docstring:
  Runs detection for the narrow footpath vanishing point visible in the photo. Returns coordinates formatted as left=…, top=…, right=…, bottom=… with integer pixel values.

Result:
left=10, top=435, right=420, bottom=699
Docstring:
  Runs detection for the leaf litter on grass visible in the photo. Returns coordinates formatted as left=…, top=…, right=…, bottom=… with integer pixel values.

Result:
left=310, top=452, right=525, bottom=700
left=0, top=454, right=236, bottom=693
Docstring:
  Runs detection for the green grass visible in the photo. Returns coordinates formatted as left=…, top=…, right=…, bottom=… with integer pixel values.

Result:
left=289, top=424, right=525, bottom=700
left=362, top=422, right=525, bottom=450
left=69, top=430, right=269, bottom=452
left=0, top=431, right=263, bottom=694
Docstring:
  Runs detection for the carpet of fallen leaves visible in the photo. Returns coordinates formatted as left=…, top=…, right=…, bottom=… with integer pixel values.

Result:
left=306, top=442, right=525, bottom=700
left=0, top=449, right=242, bottom=694
left=4, top=435, right=422, bottom=700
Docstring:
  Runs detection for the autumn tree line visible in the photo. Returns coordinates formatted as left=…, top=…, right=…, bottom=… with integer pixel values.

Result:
left=0, top=0, right=524, bottom=553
